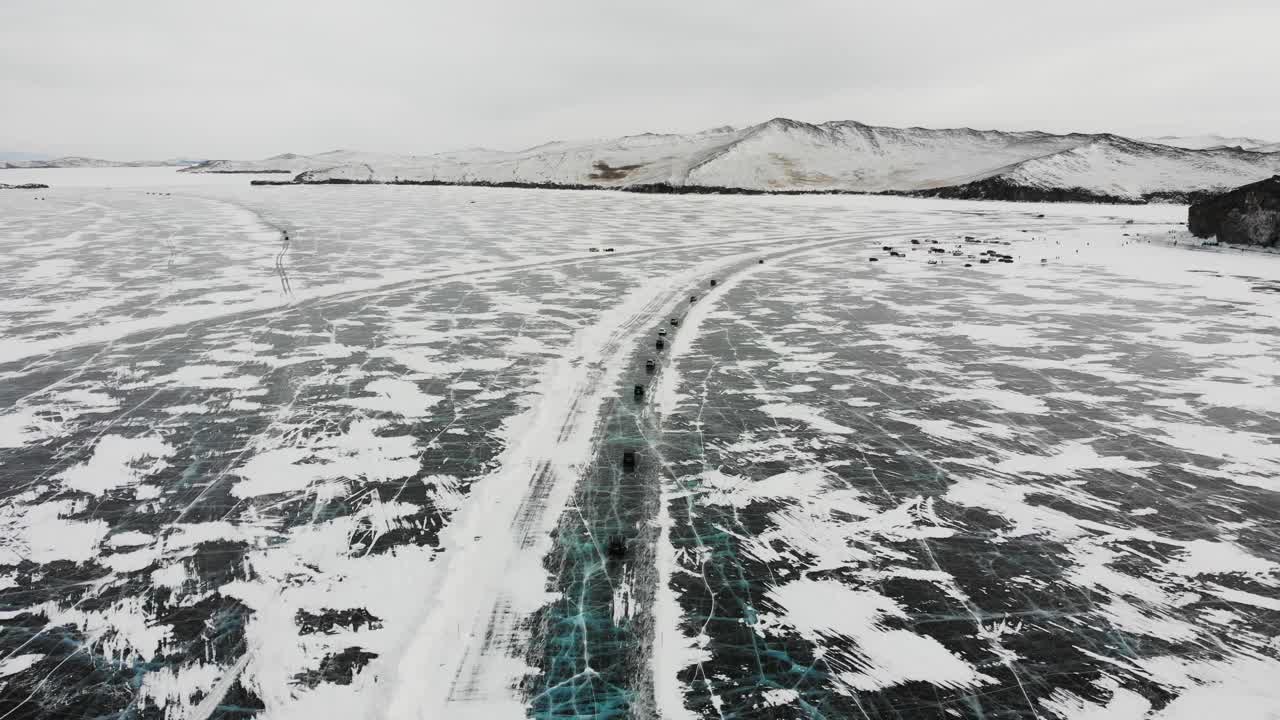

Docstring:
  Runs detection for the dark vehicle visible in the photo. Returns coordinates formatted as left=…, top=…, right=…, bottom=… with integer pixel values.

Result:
left=709, top=279, right=718, bottom=287
left=911, top=239, right=921, bottom=245
left=606, top=536, right=627, bottom=561
left=633, top=384, right=645, bottom=399
left=622, top=451, right=637, bottom=471
left=657, top=328, right=667, bottom=337
left=689, top=295, right=697, bottom=303
left=656, top=338, right=665, bottom=350
left=869, top=257, right=879, bottom=262
left=604, top=248, right=615, bottom=252
left=645, top=358, right=656, bottom=372
left=669, top=318, right=679, bottom=326
left=758, top=259, right=764, bottom=264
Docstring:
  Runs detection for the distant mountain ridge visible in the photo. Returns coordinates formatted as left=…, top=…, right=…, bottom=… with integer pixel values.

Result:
left=918, top=135, right=1280, bottom=203
left=188, top=118, right=1280, bottom=203
left=0, top=156, right=201, bottom=169
left=1140, top=134, right=1274, bottom=151
left=180, top=150, right=414, bottom=174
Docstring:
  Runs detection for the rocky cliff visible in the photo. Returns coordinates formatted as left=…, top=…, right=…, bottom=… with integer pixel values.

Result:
left=1188, top=175, right=1280, bottom=247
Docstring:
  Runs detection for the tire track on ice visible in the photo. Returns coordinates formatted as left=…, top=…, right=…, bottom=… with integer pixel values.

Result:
left=0, top=226, right=865, bottom=369
left=378, top=230, right=858, bottom=720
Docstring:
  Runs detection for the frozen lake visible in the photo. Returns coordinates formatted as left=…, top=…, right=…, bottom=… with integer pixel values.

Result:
left=1, top=170, right=1278, bottom=719
left=0, top=166, right=284, bottom=188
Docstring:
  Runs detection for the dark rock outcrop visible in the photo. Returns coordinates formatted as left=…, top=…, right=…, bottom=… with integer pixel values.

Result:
left=1188, top=175, right=1280, bottom=247
left=913, top=177, right=1144, bottom=204
left=1144, top=189, right=1224, bottom=205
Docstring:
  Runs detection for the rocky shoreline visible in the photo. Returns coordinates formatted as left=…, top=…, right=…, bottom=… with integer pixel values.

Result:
left=254, top=177, right=890, bottom=196
left=250, top=176, right=1199, bottom=205
left=1188, top=175, right=1280, bottom=248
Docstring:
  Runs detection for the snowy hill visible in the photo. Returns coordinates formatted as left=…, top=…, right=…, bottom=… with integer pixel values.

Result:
left=181, top=150, right=413, bottom=174
left=261, top=130, right=751, bottom=185
left=285, top=120, right=1103, bottom=192
left=0, top=156, right=199, bottom=169
left=931, top=137, right=1280, bottom=202
left=681, top=119, right=1098, bottom=192
left=213, top=118, right=1280, bottom=202
left=1141, top=134, right=1274, bottom=151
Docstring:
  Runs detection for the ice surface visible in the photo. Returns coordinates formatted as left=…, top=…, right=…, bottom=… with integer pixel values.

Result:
left=0, top=170, right=1277, bottom=719
left=652, top=221, right=1280, bottom=718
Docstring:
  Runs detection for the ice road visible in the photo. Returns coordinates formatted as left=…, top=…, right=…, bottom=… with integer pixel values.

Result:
left=0, top=180, right=1278, bottom=720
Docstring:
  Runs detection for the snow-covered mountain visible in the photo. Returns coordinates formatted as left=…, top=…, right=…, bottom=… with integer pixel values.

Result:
left=926, top=136, right=1280, bottom=202
left=0, top=156, right=200, bottom=169
left=681, top=120, right=1102, bottom=191
left=203, top=118, right=1280, bottom=202
left=180, top=150, right=411, bottom=174
left=281, top=120, right=1106, bottom=192
left=1141, top=134, right=1274, bottom=151
left=193, top=133, right=750, bottom=182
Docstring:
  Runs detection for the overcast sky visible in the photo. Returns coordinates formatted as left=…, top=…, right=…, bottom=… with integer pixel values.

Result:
left=3, top=0, right=1278, bottom=159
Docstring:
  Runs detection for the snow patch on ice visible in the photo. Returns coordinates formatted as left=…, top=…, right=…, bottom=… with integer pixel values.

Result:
left=0, top=654, right=43, bottom=678
left=337, top=377, right=443, bottom=418
left=758, top=403, right=854, bottom=434
left=57, top=434, right=174, bottom=496
left=0, top=499, right=109, bottom=565
left=231, top=419, right=419, bottom=498
left=765, top=579, right=991, bottom=692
